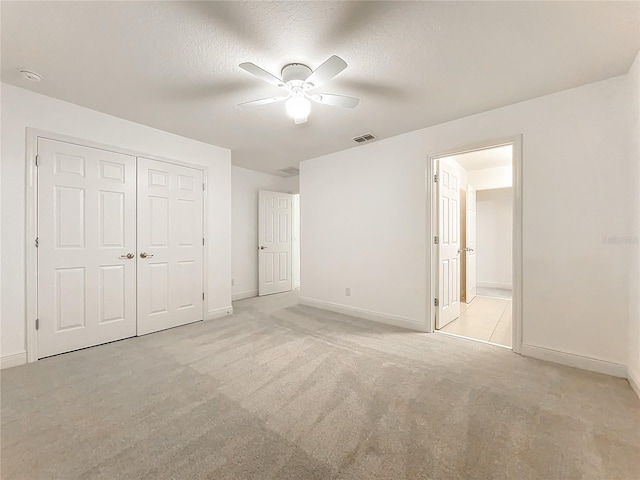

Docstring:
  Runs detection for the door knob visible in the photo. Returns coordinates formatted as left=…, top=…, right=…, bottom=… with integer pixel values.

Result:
left=259, top=246, right=266, bottom=250
left=119, top=253, right=134, bottom=259
left=140, top=252, right=154, bottom=258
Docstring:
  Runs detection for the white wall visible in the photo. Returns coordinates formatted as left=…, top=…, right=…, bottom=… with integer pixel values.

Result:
left=627, top=51, right=640, bottom=395
left=300, top=140, right=429, bottom=331
left=231, top=166, right=298, bottom=300
left=1, top=83, right=232, bottom=362
left=301, top=69, right=635, bottom=370
left=476, top=188, right=513, bottom=289
left=467, top=165, right=512, bottom=190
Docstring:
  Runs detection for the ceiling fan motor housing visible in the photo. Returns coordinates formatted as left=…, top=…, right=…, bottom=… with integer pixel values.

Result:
left=281, top=63, right=312, bottom=87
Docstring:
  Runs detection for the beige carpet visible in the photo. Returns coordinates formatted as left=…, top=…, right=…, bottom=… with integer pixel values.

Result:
left=2, top=291, right=639, bottom=479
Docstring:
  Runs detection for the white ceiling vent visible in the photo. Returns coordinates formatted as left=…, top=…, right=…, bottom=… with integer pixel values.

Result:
left=352, top=133, right=376, bottom=144
left=278, top=166, right=300, bottom=176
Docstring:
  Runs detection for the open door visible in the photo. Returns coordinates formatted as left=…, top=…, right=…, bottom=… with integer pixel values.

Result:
left=436, top=159, right=461, bottom=329
left=466, top=184, right=477, bottom=303
left=258, top=190, right=293, bottom=296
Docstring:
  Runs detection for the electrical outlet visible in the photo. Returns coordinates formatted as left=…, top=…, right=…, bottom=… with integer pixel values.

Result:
left=345, top=287, right=351, bottom=296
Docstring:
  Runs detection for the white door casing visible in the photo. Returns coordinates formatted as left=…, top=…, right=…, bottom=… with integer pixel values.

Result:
left=137, top=157, right=204, bottom=335
left=37, top=139, right=137, bottom=358
left=436, top=159, right=461, bottom=329
left=258, top=190, right=293, bottom=296
left=427, top=136, right=522, bottom=352
left=466, top=184, right=477, bottom=303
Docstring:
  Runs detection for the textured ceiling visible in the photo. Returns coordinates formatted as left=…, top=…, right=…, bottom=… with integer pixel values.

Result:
left=451, top=145, right=513, bottom=172
left=2, top=1, right=639, bottom=175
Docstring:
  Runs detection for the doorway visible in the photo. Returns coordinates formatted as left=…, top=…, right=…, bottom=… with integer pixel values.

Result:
left=258, top=190, right=293, bottom=296
left=428, top=137, right=523, bottom=352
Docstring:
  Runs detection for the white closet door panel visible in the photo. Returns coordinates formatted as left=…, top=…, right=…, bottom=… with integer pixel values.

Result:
left=137, top=157, right=204, bottom=335
left=37, top=138, right=137, bottom=358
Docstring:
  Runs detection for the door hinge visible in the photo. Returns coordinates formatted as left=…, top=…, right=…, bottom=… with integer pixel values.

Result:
left=202, top=182, right=205, bottom=191
left=202, top=292, right=205, bottom=301
left=35, top=155, right=40, bottom=167
left=35, top=237, right=39, bottom=248
left=202, top=238, right=205, bottom=246
left=35, top=318, right=40, bottom=330
left=434, top=236, right=439, bottom=244
left=434, top=174, right=438, bottom=183
left=434, top=298, right=439, bottom=307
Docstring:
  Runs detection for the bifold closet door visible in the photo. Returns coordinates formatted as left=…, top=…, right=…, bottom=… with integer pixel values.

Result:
left=37, top=138, right=137, bottom=358
left=136, top=157, right=204, bottom=335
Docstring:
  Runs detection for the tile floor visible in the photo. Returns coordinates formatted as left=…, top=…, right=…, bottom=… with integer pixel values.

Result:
left=439, top=295, right=512, bottom=347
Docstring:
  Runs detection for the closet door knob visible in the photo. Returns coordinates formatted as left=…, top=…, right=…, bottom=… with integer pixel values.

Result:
left=119, top=253, right=134, bottom=259
left=140, top=252, right=154, bottom=258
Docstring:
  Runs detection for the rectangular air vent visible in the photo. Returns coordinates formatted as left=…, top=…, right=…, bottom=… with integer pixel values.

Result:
left=278, top=166, right=300, bottom=177
left=352, top=133, right=376, bottom=144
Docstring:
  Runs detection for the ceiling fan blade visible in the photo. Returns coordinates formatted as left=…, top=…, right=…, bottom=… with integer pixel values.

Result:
left=239, top=62, right=286, bottom=89
left=238, top=96, right=288, bottom=107
left=305, top=55, right=348, bottom=89
left=311, top=93, right=360, bottom=108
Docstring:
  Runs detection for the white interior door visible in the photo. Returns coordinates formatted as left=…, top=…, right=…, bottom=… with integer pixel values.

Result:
left=436, top=159, right=461, bottom=329
left=258, top=190, right=292, bottom=296
left=37, top=138, right=137, bottom=358
left=137, top=158, right=204, bottom=335
left=466, top=184, right=477, bottom=303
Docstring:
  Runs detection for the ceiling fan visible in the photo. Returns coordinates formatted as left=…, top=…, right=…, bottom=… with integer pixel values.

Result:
left=238, top=55, right=360, bottom=124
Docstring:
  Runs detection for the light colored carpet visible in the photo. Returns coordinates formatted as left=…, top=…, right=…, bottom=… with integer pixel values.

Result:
left=2, top=291, right=639, bottom=479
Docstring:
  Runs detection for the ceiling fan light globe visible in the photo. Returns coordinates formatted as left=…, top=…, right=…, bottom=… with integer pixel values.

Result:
left=285, top=96, right=311, bottom=119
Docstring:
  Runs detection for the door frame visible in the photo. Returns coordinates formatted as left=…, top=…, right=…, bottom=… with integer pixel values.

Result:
left=25, top=128, right=209, bottom=363
left=425, top=135, right=523, bottom=354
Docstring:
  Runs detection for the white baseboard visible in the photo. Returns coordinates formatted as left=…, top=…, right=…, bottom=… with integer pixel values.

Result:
left=1, top=351, right=27, bottom=370
left=298, top=297, right=426, bottom=332
left=628, top=368, right=640, bottom=399
left=206, top=306, right=233, bottom=320
left=294, top=283, right=300, bottom=289
left=232, top=290, right=258, bottom=301
left=521, top=344, right=627, bottom=378
left=477, top=282, right=512, bottom=290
